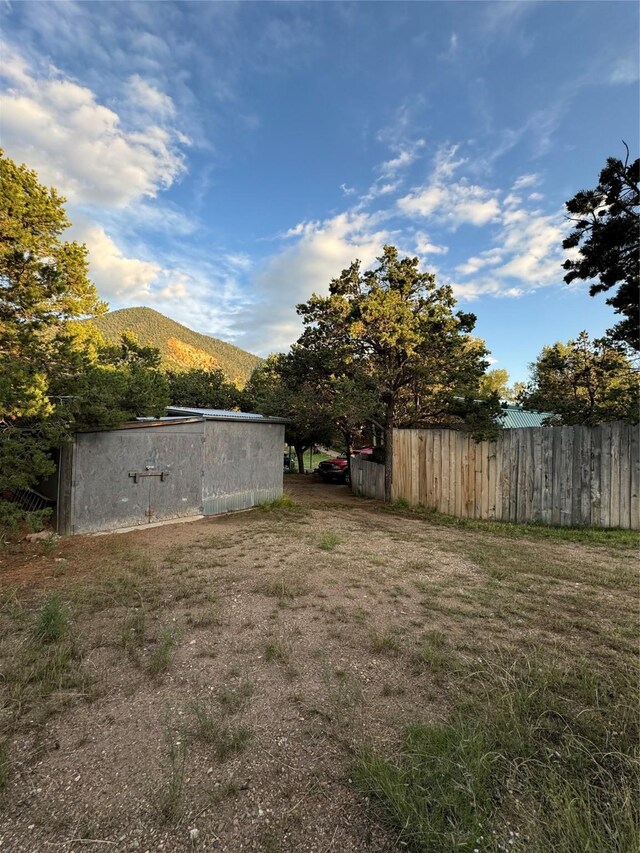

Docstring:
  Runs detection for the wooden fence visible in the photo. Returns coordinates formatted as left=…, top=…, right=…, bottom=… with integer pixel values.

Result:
left=351, top=455, right=386, bottom=502
left=355, top=424, right=639, bottom=529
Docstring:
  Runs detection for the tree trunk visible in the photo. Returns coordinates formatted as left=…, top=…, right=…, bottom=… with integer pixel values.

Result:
left=344, top=431, right=352, bottom=487
left=384, top=408, right=394, bottom=503
left=295, top=445, right=306, bottom=475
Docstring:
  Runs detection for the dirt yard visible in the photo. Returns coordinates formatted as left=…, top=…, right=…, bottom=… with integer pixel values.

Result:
left=0, top=476, right=638, bottom=852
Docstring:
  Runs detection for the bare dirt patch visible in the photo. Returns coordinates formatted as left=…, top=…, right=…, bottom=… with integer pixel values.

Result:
left=1, top=477, right=637, bottom=851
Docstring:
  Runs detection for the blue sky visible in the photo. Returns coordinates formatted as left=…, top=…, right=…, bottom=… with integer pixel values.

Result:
left=1, top=1, right=638, bottom=382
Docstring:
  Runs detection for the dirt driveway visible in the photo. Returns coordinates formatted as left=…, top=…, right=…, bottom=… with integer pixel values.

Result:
left=0, top=477, right=637, bottom=851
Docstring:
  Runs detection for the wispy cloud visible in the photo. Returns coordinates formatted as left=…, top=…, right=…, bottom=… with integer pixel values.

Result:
left=0, top=42, right=188, bottom=207
left=398, top=145, right=501, bottom=227
left=234, top=211, right=389, bottom=354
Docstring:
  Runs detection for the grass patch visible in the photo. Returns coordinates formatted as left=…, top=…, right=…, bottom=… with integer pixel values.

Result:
left=145, top=628, right=178, bottom=678
left=383, top=502, right=640, bottom=550
left=33, top=595, right=69, bottom=644
left=370, top=629, right=401, bottom=656
left=158, top=721, right=187, bottom=825
left=354, top=654, right=640, bottom=852
left=318, top=532, right=341, bottom=551
left=188, top=698, right=252, bottom=759
left=257, top=572, right=310, bottom=601
left=3, top=597, right=90, bottom=727
left=265, top=637, right=290, bottom=663
left=121, top=611, right=146, bottom=659
left=412, top=630, right=454, bottom=673
left=218, top=678, right=254, bottom=714
left=258, top=494, right=298, bottom=512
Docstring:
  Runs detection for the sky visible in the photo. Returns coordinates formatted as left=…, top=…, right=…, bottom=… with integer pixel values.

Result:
left=1, top=1, right=638, bottom=382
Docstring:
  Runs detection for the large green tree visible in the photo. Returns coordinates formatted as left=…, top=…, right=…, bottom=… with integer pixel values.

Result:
left=562, top=149, right=639, bottom=350
left=0, top=152, right=106, bottom=531
left=167, top=368, right=242, bottom=411
left=0, top=152, right=167, bottom=534
left=296, top=246, right=502, bottom=500
left=243, top=354, right=335, bottom=473
left=520, top=331, right=639, bottom=425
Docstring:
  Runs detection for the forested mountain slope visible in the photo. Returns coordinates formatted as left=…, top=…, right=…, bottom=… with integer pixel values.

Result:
left=89, top=307, right=261, bottom=386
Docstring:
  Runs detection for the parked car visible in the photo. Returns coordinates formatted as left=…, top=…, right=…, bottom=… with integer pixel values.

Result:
left=316, top=448, right=373, bottom=484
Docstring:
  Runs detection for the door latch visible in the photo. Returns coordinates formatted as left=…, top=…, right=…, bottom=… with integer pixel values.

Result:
left=128, top=471, right=169, bottom=484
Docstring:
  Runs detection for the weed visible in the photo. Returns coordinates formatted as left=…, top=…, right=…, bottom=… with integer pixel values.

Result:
left=188, top=698, right=252, bottom=759
left=381, top=683, right=406, bottom=698
left=0, top=740, right=9, bottom=799
left=208, top=778, right=241, bottom=804
left=413, top=631, right=453, bottom=673
left=121, top=611, right=146, bottom=659
left=265, top=637, right=290, bottom=663
left=318, top=532, right=341, bottom=551
left=370, top=630, right=401, bottom=656
left=146, top=628, right=178, bottom=678
left=218, top=678, right=254, bottom=714
left=158, top=721, right=187, bottom=825
left=257, top=572, right=310, bottom=600
left=258, top=495, right=297, bottom=512
left=33, top=595, right=69, bottom=644
left=354, top=654, right=640, bottom=852
left=383, top=501, right=640, bottom=550
left=213, top=724, right=252, bottom=760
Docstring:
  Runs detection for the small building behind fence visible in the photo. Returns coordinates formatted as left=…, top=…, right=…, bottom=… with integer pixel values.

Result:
left=55, top=408, right=287, bottom=535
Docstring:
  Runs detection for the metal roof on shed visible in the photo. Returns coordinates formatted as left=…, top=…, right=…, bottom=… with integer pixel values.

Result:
left=499, top=405, right=552, bottom=428
left=166, top=406, right=288, bottom=424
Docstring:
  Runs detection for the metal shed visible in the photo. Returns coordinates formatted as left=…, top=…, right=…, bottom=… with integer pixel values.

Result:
left=56, top=409, right=287, bottom=535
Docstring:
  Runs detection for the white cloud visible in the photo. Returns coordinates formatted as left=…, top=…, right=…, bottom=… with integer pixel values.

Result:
left=71, top=221, right=160, bottom=300
left=503, top=193, right=522, bottom=208
left=0, top=42, right=187, bottom=207
left=379, top=140, right=425, bottom=178
left=399, top=182, right=501, bottom=226
left=235, top=212, right=389, bottom=354
left=414, top=232, right=448, bottom=256
left=397, top=144, right=501, bottom=227
left=456, top=248, right=503, bottom=276
left=512, top=173, right=539, bottom=190
left=609, top=56, right=639, bottom=85
left=126, top=74, right=176, bottom=119
left=495, top=211, right=568, bottom=284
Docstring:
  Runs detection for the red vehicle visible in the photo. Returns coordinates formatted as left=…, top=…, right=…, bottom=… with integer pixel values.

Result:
left=316, top=448, right=373, bottom=484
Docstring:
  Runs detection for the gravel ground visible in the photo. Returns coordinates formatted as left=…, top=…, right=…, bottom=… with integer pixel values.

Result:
left=0, top=476, right=636, bottom=852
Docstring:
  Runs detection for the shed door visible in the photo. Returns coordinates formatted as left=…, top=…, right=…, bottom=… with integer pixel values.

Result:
left=71, top=427, right=203, bottom=534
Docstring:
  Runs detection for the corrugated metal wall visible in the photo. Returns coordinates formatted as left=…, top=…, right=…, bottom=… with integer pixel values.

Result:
left=202, top=420, right=284, bottom=515
left=57, top=419, right=285, bottom=535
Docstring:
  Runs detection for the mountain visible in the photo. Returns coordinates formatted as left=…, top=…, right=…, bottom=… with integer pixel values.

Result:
left=89, top=307, right=262, bottom=386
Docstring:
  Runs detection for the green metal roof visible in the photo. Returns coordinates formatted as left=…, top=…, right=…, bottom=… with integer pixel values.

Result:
left=499, top=404, right=552, bottom=429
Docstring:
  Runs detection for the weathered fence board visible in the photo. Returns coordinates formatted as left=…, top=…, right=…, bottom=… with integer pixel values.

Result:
left=351, top=456, right=385, bottom=502
left=384, top=424, right=638, bottom=530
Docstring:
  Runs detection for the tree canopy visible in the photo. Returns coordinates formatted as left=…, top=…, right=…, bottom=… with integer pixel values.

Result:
left=0, top=152, right=168, bottom=534
left=520, top=331, right=639, bottom=426
left=167, top=368, right=243, bottom=411
left=294, top=245, right=502, bottom=498
left=562, top=149, right=639, bottom=350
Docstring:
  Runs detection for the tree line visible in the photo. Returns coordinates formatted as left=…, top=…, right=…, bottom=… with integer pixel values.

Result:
left=1, top=147, right=637, bottom=532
